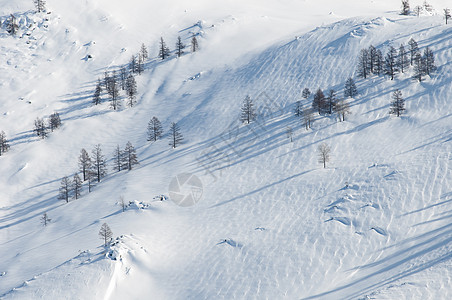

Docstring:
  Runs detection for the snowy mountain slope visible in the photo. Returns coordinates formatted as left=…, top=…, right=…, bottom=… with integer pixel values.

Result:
left=1, top=0, right=452, bottom=299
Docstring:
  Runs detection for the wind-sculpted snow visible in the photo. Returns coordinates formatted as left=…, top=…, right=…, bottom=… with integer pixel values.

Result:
left=0, top=1, right=451, bottom=299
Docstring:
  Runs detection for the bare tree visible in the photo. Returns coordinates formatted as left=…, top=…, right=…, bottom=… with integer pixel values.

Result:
left=368, top=45, right=378, bottom=74
left=374, top=49, right=384, bottom=76
left=73, top=173, right=83, bottom=200
left=147, top=116, right=163, bottom=141
left=335, top=99, right=351, bottom=122
left=93, top=79, right=102, bottom=105
left=99, top=223, right=113, bottom=246
left=112, top=145, right=123, bottom=172
left=414, top=5, right=422, bottom=17
left=397, top=44, right=409, bottom=73
left=104, top=71, right=110, bottom=90
left=344, top=77, right=358, bottom=98
left=159, top=37, right=170, bottom=60
left=91, top=144, right=107, bottom=182
left=87, top=171, right=95, bottom=193
left=423, top=1, right=433, bottom=13
left=318, top=143, right=331, bottom=169
left=140, top=43, right=148, bottom=60
left=302, top=108, right=314, bottom=130
left=176, top=36, right=186, bottom=57
left=326, top=89, right=337, bottom=115
left=445, top=8, right=451, bottom=24
left=34, top=117, right=47, bottom=139
left=125, top=74, right=137, bottom=107
left=286, top=127, right=293, bottom=142
left=137, top=53, right=144, bottom=75
left=413, top=52, right=424, bottom=82
left=302, top=88, right=311, bottom=99
left=294, top=100, right=303, bottom=118
left=107, top=72, right=120, bottom=110
left=401, top=0, right=410, bottom=15
left=119, top=196, right=127, bottom=212
left=312, top=88, right=326, bottom=114
left=49, top=112, right=61, bottom=132
left=0, top=131, right=10, bottom=156
left=129, top=55, right=137, bottom=74
left=191, top=36, right=199, bottom=52
left=34, top=0, right=46, bottom=13
left=356, top=49, right=369, bottom=79
left=169, top=122, right=183, bottom=148
left=41, top=212, right=51, bottom=226
left=119, top=67, right=127, bottom=90
left=123, top=141, right=139, bottom=170
left=78, top=149, right=92, bottom=181
left=384, top=46, right=398, bottom=80
left=389, top=89, right=405, bottom=117
left=240, top=95, right=256, bottom=124
left=408, top=38, right=419, bottom=66
left=423, top=47, right=436, bottom=76
left=58, top=176, right=71, bottom=203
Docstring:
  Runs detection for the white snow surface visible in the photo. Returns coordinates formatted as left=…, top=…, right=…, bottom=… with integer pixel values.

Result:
left=1, top=0, right=451, bottom=299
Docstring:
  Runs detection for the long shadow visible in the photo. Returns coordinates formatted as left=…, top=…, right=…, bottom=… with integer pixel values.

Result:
left=398, top=129, right=452, bottom=155
left=140, top=106, right=296, bottom=173
left=414, top=213, right=452, bottom=227
left=9, top=130, right=38, bottom=147
left=192, top=115, right=299, bottom=173
left=2, top=176, right=70, bottom=213
left=210, top=169, right=314, bottom=208
left=179, top=22, right=202, bottom=33
left=14, top=220, right=99, bottom=257
left=419, top=113, right=452, bottom=128
left=0, top=195, right=62, bottom=230
left=25, top=177, right=65, bottom=191
left=279, top=116, right=388, bottom=160
left=0, top=186, right=55, bottom=212
left=303, top=221, right=452, bottom=299
left=400, top=191, right=452, bottom=216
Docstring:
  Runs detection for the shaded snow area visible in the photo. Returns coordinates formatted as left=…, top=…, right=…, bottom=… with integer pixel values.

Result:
left=0, top=0, right=451, bottom=299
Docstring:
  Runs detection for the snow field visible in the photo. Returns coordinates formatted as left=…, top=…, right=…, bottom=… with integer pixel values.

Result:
left=1, top=0, right=452, bottom=299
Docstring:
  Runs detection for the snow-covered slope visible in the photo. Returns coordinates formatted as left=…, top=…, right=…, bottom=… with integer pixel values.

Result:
left=1, top=0, right=451, bottom=299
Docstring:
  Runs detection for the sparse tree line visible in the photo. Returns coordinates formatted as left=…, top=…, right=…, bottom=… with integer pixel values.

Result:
left=33, top=112, right=61, bottom=139
left=92, top=42, right=147, bottom=109
left=400, top=1, right=450, bottom=25
left=54, top=118, right=184, bottom=204
left=92, top=35, right=199, bottom=110
left=239, top=78, right=356, bottom=134
left=238, top=59, right=410, bottom=169
left=58, top=142, right=138, bottom=203
left=238, top=85, right=404, bottom=170
left=356, top=38, right=436, bottom=82
left=146, top=116, right=184, bottom=148
left=93, top=62, right=139, bottom=110
left=160, top=35, right=199, bottom=60
left=294, top=82, right=353, bottom=128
